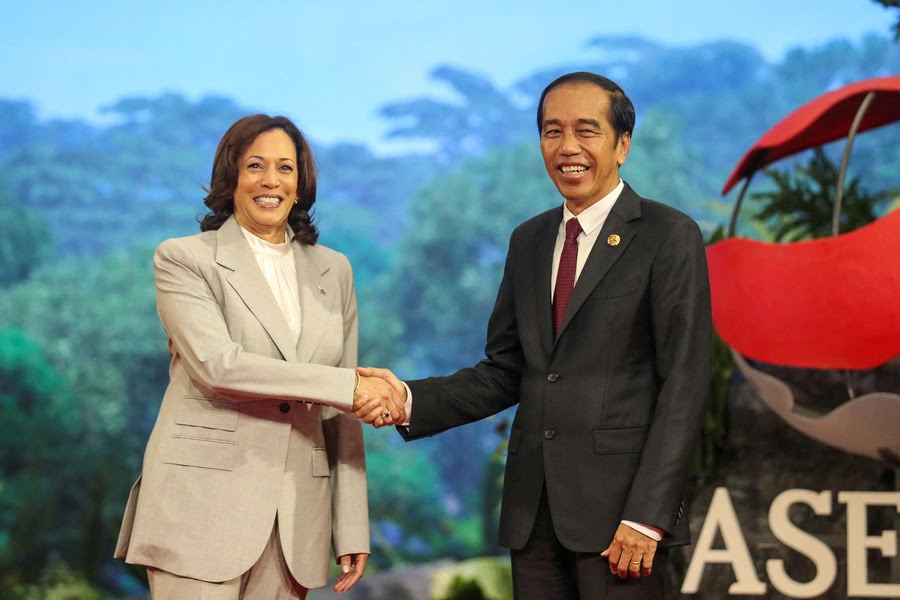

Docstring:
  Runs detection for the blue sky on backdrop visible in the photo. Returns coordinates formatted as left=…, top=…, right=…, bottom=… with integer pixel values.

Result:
left=1, top=0, right=894, bottom=152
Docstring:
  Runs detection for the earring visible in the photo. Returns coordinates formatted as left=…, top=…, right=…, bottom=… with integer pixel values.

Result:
left=294, top=197, right=299, bottom=205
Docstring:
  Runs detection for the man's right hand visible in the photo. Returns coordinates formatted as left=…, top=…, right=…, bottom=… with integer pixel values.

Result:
left=355, top=367, right=408, bottom=427
left=352, top=372, right=406, bottom=427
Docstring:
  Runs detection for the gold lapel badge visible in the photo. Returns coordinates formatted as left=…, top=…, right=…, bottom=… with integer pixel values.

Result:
left=607, top=234, right=621, bottom=247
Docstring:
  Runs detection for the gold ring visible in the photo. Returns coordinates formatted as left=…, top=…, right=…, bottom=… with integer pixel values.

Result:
left=381, top=411, right=391, bottom=419
left=631, top=560, right=641, bottom=565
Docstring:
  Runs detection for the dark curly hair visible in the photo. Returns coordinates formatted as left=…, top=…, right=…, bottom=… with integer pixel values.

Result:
left=199, top=114, right=318, bottom=244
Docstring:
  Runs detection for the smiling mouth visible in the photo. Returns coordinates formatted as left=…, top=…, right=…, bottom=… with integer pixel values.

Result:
left=254, top=196, right=283, bottom=208
left=560, top=165, right=588, bottom=174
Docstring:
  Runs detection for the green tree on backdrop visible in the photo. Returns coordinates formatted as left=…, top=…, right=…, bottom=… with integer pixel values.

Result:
left=0, top=186, right=55, bottom=287
left=379, top=66, right=533, bottom=164
left=751, top=147, right=896, bottom=241
left=0, top=329, right=92, bottom=584
left=0, top=249, right=169, bottom=589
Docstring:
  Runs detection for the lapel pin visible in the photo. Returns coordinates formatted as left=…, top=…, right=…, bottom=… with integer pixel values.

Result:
left=607, top=234, right=621, bottom=247
left=317, top=284, right=326, bottom=296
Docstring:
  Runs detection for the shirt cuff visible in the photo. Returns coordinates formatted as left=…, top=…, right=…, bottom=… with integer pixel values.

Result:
left=621, top=520, right=663, bottom=541
left=400, top=381, right=412, bottom=426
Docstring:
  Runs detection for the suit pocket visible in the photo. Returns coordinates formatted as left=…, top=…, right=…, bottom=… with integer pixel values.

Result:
left=175, top=396, right=239, bottom=431
left=311, top=447, right=330, bottom=477
left=161, top=436, right=238, bottom=471
left=592, top=425, right=648, bottom=455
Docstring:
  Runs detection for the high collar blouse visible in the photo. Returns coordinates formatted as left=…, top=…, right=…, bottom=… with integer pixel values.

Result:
left=240, top=226, right=302, bottom=344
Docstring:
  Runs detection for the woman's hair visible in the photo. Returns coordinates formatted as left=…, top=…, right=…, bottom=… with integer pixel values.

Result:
left=199, top=114, right=318, bottom=244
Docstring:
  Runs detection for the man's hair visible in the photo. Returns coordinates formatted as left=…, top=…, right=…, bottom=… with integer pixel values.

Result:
left=536, top=72, right=635, bottom=140
left=199, top=114, right=319, bottom=244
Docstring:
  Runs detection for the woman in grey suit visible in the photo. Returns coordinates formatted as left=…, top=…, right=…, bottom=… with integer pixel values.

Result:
left=115, top=115, right=400, bottom=599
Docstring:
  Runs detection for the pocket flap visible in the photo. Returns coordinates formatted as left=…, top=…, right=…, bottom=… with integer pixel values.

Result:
left=312, top=447, right=330, bottom=477
left=175, top=396, right=239, bottom=431
left=161, top=436, right=238, bottom=471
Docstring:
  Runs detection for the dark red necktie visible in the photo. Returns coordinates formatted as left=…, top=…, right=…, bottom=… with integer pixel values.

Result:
left=553, top=218, right=582, bottom=336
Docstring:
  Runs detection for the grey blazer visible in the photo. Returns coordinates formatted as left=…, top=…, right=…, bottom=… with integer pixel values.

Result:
left=115, top=216, right=369, bottom=588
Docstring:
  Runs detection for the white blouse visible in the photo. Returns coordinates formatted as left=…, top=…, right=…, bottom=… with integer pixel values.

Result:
left=240, top=227, right=302, bottom=344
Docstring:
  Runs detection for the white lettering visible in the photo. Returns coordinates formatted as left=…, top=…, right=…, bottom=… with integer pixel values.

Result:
left=766, top=489, right=837, bottom=598
left=684, top=488, right=900, bottom=597
left=838, top=491, right=900, bottom=598
left=682, top=487, right=767, bottom=594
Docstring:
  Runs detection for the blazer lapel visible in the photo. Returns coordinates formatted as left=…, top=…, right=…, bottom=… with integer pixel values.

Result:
left=216, top=217, right=299, bottom=362
left=293, top=242, right=338, bottom=364
left=533, top=208, right=562, bottom=354
left=556, top=184, right=641, bottom=339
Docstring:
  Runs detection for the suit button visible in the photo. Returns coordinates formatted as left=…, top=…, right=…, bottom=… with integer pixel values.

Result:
left=547, top=373, right=559, bottom=382
left=279, top=402, right=291, bottom=413
left=544, top=429, right=556, bottom=440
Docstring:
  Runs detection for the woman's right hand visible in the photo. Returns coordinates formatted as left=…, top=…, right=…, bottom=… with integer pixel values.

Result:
left=352, top=373, right=406, bottom=427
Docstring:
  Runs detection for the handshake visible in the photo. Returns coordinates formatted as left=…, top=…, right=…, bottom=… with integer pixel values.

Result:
left=350, top=367, right=407, bottom=428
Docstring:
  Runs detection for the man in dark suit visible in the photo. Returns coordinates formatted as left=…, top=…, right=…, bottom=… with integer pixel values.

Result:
left=359, top=72, right=711, bottom=599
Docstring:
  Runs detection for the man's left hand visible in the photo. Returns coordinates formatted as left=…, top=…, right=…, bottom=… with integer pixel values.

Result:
left=600, top=523, right=658, bottom=579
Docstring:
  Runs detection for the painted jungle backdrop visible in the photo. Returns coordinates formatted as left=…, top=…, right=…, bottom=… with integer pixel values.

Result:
left=1, top=2, right=900, bottom=598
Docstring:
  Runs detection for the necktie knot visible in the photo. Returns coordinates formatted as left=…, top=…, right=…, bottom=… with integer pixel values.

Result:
left=565, top=218, right=582, bottom=241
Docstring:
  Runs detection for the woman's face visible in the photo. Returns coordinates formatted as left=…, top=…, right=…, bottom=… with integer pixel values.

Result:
left=232, top=128, right=298, bottom=243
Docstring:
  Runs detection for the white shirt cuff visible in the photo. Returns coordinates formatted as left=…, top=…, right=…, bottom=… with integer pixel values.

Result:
left=400, top=381, right=412, bottom=426
left=621, top=520, right=663, bottom=541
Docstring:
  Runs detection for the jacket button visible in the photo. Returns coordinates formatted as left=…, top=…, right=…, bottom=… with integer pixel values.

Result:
left=547, top=373, right=559, bottom=382
left=544, top=429, right=556, bottom=440
left=279, top=402, right=291, bottom=413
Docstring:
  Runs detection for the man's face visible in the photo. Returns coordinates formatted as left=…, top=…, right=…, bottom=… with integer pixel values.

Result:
left=539, top=82, right=630, bottom=214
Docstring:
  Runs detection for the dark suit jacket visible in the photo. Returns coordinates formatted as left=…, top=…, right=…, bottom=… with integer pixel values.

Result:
left=401, top=182, right=712, bottom=552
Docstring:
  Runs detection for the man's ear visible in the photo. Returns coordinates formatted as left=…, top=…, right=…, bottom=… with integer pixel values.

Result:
left=617, top=131, right=631, bottom=166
